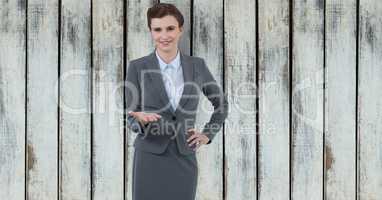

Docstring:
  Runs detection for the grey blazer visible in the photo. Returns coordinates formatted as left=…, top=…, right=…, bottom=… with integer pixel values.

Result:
left=125, top=49, right=228, bottom=155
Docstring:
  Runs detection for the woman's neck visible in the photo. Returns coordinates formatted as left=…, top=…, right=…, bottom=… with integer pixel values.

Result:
left=156, top=48, right=178, bottom=64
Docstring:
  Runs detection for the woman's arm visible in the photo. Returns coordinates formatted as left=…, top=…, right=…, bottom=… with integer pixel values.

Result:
left=199, top=58, right=229, bottom=144
left=125, top=61, right=146, bottom=135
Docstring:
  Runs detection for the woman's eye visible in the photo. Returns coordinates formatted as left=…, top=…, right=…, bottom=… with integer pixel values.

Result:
left=154, top=28, right=161, bottom=32
left=167, top=27, right=175, bottom=31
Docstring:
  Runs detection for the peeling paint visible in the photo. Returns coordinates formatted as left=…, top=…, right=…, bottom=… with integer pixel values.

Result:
left=325, top=145, right=334, bottom=171
left=17, top=0, right=25, bottom=11
left=27, top=144, right=36, bottom=171
left=328, top=2, right=344, bottom=33
left=365, top=17, right=376, bottom=51
left=0, top=2, right=10, bottom=33
left=29, top=4, right=46, bottom=33
left=315, top=0, right=325, bottom=12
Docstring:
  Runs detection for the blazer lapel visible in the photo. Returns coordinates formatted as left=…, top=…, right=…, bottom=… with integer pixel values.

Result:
left=176, top=50, right=194, bottom=115
left=144, top=49, right=195, bottom=114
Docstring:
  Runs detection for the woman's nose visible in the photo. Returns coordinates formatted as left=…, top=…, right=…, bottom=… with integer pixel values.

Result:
left=160, top=30, right=170, bottom=38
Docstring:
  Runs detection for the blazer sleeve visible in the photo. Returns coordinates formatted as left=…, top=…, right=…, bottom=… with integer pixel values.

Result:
left=199, top=58, right=229, bottom=144
left=125, top=61, right=148, bottom=134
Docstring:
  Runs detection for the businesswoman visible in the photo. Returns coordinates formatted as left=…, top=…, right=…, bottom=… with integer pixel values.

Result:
left=125, top=3, right=228, bottom=200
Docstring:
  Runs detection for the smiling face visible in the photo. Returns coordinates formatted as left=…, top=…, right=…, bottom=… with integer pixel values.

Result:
left=150, top=15, right=183, bottom=54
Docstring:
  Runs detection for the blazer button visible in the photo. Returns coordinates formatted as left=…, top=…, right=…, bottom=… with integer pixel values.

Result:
left=172, top=116, right=176, bottom=121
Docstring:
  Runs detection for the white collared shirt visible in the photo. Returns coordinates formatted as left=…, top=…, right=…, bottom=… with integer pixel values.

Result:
left=155, top=49, right=184, bottom=110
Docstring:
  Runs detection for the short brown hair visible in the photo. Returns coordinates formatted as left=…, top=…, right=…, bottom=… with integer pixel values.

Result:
left=147, top=3, right=184, bottom=30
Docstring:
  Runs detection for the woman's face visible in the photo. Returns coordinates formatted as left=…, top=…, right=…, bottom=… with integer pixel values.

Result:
left=150, top=15, right=183, bottom=53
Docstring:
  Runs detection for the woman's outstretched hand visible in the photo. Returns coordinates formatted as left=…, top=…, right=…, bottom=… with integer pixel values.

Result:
left=128, top=111, right=162, bottom=127
left=186, top=128, right=210, bottom=151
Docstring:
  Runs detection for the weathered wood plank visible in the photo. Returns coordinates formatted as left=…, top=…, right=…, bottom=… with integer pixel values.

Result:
left=291, top=0, right=324, bottom=199
left=159, top=0, right=191, bottom=55
left=193, top=0, right=224, bottom=199
left=358, top=1, right=382, bottom=199
left=125, top=0, right=158, bottom=61
left=0, top=1, right=26, bottom=199
left=60, top=0, right=91, bottom=199
left=92, top=0, right=124, bottom=199
left=26, top=0, right=59, bottom=199
left=224, top=0, right=257, bottom=200
left=258, top=0, right=290, bottom=199
left=325, top=0, right=357, bottom=199
left=125, top=1, right=158, bottom=199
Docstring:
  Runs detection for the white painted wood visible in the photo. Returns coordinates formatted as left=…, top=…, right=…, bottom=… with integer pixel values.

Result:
left=3, top=1, right=382, bottom=199
left=92, top=0, right=124, bottom=199
left=224, top=0, right=257, bottom=200
left=358, top=1, right=382, bottom=200
left=125, top=1, right=158, bottom=199
left=60, top=0, right=91, bottom=199
left=292, top=0, right=324, bottom=199
left=26, top=0, right=58, bottom=199
left=126, top=0, right=158, bottom=61
left=159, top=0, right=191, bottom=55
left=258, top=0, right=290, bottom=199
left=0, top=1, right=26, bottom=200
left=325, top=0, right=357, bottom=199
left=193, top=0, right=224, bottom=199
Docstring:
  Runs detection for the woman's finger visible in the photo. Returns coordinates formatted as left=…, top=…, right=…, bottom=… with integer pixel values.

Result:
left=147, top=113, right=160, bottom=121
left=196, top=140, right=202, bottom=149
left=188, top=135, right=201, bottom=147
left=153, top=115, right=161, bottom=121
left=128, top=111, right=137, bottom=117
left=186, top=132, right=198, bottom=142
left=148, top=115, right=155, bottom=122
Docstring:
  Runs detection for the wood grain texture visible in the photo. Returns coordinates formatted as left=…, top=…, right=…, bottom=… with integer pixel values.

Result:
left=92, top=0, right=124, bottom=199
left=26, top=0, right=58, bottom=199
left=2, top=1, right=382, bottom=199
left=125, top=0, right=158, bottom=61
left=160, top=0, right=191, bottom=55
left=224, top=0, right=257, bottom=200
left=60, top=0, right=91, bottom=199
left=258, top=0, right=290, bottom=199
left=358, top=1, right=382, bottom=199
left=193, top=0, right=224, bottom=199
left=0, top=1, right=26, bottom=199
left=325, top=0, right=356, bottom=199
left=291, top=0, right=324, bottom=199
left=125, top=1, right=158, bottom=199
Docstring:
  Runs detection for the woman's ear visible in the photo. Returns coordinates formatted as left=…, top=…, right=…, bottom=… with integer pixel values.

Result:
left=178, top=26, right=184, bottom=38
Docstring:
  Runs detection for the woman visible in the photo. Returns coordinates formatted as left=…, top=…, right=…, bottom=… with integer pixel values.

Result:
left=125, top=3, right=228, bottom=200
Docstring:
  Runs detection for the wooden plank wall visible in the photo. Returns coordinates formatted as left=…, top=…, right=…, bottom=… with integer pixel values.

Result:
left=60, top=0, right=91, bottom=199
left=92, top=0, right=124, bottom=199
left=292, top=0, right=324, bottom=199
left=0, top=0, right=381, bottom=200
left=358, top=1, right=382, bottom=200
left=0, top=1, right=26, bottom=199
left=27, top=0, right=58, bottom=199
left=225, top=0, right=257, bottom=200
left=258, top=0, right=289, bottom=199
left=325, top=0, right=357, bottom=199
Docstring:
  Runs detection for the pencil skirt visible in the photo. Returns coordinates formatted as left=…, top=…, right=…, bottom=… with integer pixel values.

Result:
left=132, top=138, right=198, bottom=200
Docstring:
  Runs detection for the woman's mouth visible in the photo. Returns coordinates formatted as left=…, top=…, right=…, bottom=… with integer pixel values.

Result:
left=161, top=41, right=171, bottom=45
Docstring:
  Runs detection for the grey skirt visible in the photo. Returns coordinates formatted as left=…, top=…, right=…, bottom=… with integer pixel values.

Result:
left=132, top=139, right=198, bottom=200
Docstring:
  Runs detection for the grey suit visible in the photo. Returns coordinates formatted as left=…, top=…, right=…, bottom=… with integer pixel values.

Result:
left=126, top=49, right=228, bottom=200
left=126, top=49, right=228, bottom=155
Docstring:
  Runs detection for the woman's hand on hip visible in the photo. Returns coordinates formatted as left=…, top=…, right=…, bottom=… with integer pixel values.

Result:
left=186, top=128, right=210, bottom=151
left=128, top=111, right=162, bottom=126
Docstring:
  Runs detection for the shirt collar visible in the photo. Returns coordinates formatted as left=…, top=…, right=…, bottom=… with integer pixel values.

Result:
left=155, top=49, right=181, bottom=71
